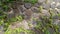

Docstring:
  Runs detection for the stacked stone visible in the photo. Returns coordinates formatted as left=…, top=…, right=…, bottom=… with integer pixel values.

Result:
left=4, top=0, right=60, bottom=34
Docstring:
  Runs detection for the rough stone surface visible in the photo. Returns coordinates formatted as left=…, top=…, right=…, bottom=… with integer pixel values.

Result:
left=50, top=2, right=56, bottom=9
left=47, top=0, right=53, bottom=3
left=32, top=13, right=40, bottom=19
left=41, top=9, right=50, bottom=17
left=53, top=0, right=60, bottom=3
left=20, top=32, right=25, bottom=34
left=57, top=5, right=60, bottom=9
left=0, top=26, right=4, bottom=34
left=7, top=10, right=15, bottom=19
left=55, top=8, right=60, bottom=14
left=48, top=28, right=55, bottom=34
left=52, top=15, right=60, bottom=19
left=38, top=0, right=46, bottom=3
left=19, top=5, right=26, bottom=13
left=42, top=3, right=50, bottom=9
left=34, top=3, right=41, bottom=8
left=31, top=7, right=40, bottom=13
left=24, top=3, right=32, bottom=9
left=23, top=9, right=33, bottom=20
left=9, top=20, right=30, bottom=29
left=53, top=19, right=60, bottom=25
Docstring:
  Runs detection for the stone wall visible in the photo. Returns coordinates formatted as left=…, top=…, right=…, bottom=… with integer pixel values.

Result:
left=2, top=0, right=60, bottom=34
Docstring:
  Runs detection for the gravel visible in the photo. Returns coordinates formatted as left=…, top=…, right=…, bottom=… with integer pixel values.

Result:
left=24, top=3, right=32, bottom=9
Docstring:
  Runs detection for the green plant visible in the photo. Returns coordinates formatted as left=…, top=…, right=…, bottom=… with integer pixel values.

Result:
left=39, top=6, right=43, bottom=12
left=5, top=27, right=35, bottom=34
left=24, top=0, right=38, bottom=4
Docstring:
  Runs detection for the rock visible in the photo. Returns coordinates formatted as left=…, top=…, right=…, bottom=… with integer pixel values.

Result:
left=58, top=27, right=60, bottom=32
left=52, top=15, right=60, bottom=19
left=53, top=9, right=58, bottom=15
left=31, top=7, right=40, bottom=13
left=31, top=28, right=44, bottom=34
left=57, top=5, right=60, bottom=9
left=34, top=3, right=41, bottom=8
left=53, top=0, right=60, bottom=3
left=56, top=3, right=60, bottom=9
left=7, top=10, right=15, bottom=19
left=32, top=13, right=40, bottom=19
left=0, top=7, right=3, bottom=11
left=20, top=32, right=25, bottom=34
left=24, top=3, right=32, bottom=9
left=49, top=8, right=58, bottom=16
left=53, top=19, right=60, bottom=25
left=42, top=3, right=50, bottom=9
left=30, top=20, right=37, bottom=27
left=55, top=8, right=60, bottom=14
left=0, top=26, right=3, bottom=31
left=0, top=26, right=4, bottom=34
left=50, top=2, right=56, bottom=9
left=23, top=9, right=33, bottom=20
left=48, top=27, right=55, bottom=34
left=18, top=5, right=26, bottom=15
left=38, top=0, right=46, bottom=3
left=22, top=20, right=29, bottom=29
left=41, top=9, right=50, bottom=17
left=0, top=31, right=4, bottom=34
left=47, top=0, right=53, bottom=3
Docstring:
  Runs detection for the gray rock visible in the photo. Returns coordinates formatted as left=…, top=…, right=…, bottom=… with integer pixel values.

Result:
left=34, top=3, right=41, bottom=8
left=57, top=5, right=60, bottom=9
left=0, top=26, right=3, bottom=31
left=0, top=26, right=4, bottom=34
left=20, top=32, right=25, bottom=34
left=0, top=7, right=3, bottom=11
left=52, top=15, right=59, bottom=19
left=53, top=19, right=60, bottom=25
left=55, top=2, right=60, bottom=9
left=31, top=7, right=40, bottom=13
left=50, top=2, right=56, bottom=9
left=56, top=9, right=60, bottom=14
left=48, top=27, right=55, bottom=34
left=32, top=28, right=44, bottom=34
left=53, top=0, right=60, bottom=3
left=47, top=0, right=53, bottom=3
left=0, top=32, right=4, bottom=34
left=19, top=5, right=26, bottom=13
left=53, top=9, right=59, bottom=14
left=7, top=10, right=15, bottom=19
left=58, top=27, right=60, bottom=32
left=38, top=0, right=46, bottom=3
left=32, top=13, right=40, bottom=19
left=24, top=3, right=32, bottom=9
left=30, top=19, right=37, bottom=27
left=23, top=9, right=33, bottom=20
left=49, top=8, right=58, bottom=15
left=54, top=8, right=60, bottom=14
left=42, top=3, right=50, bottom=9
left=41, top=9, right=50, bottom=17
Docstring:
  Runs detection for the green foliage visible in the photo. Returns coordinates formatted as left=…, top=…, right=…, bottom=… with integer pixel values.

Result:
left=4, top=15, right=23, bottom=31
left=24, top=0, right=38, bottom=4
left=5, top=27, right=35, bottom=34
left=39, top=6, right=43, bottom=12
